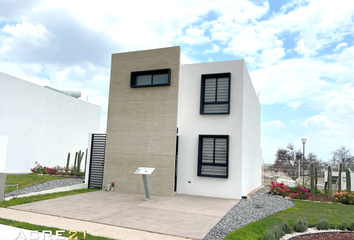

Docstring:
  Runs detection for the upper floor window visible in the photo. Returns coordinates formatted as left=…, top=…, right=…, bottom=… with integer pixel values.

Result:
left=130, top=69, right=171, bottom=88
left=200, top=73, right=231, bottom=114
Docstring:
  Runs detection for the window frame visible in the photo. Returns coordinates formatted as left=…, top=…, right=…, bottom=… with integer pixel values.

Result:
left=198, top=135, right=229, bottom=178
left=130, top=68, right=171, bottom=88
left=200, top=72, right=231, bottom=115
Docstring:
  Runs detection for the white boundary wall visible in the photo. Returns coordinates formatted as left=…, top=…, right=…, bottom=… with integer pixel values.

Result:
left=0, top=72, right=101, bottom=173
left=177, top=60, right=262, bottom=199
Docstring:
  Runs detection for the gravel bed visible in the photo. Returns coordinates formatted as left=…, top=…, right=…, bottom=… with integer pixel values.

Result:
left=203, top=187, right=295, bottom=240
left=5, top=178, right=85, bottom=197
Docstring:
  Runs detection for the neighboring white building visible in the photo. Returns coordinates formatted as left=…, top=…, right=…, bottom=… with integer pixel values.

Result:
left=0, top=71, right=101, bottom=173
left=102, top=47, right=262, bottom=199
left=177, top=60, right=262, bottom=199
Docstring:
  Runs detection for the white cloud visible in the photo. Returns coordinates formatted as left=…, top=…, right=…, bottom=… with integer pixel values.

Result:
left=180, top=28, right=210, bottom=45
left=335, top=42, right=348, bottom=51
left=204, top=44, right=220, bottom=54
left=286, top=134, right=294, bottom=138
left=262, top=121, right=285, bottom=131
left=302, top=115, right=341, bottom=128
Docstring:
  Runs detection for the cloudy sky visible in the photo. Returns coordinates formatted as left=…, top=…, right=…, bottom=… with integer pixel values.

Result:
left=1, top=0, right=353, bottom=163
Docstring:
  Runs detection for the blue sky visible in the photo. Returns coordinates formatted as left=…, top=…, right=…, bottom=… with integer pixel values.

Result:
left=0, top=0, right=353, bottom=163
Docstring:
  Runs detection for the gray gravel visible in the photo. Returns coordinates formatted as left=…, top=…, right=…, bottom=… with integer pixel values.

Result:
left=203, top=187, right=295, bottom=240
left=5, top=178, right=85, bottom=197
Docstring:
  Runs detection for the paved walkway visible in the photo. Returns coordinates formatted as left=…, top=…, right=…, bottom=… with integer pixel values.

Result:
left=0, top=208, right=185, bottom=240
left=2, top=191, right=239, bottom=239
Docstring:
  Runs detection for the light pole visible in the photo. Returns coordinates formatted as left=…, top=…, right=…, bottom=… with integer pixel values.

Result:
left=301, top=139, right=307, bottom=185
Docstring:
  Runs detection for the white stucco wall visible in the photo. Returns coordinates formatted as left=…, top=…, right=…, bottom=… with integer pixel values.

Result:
left=177, top=60, right=245, bottom=199
left=0, top=135, right=8, bottom=172
left=0, top=72, right=101, bottom=173
left=241, top=63, right=262, bottom=196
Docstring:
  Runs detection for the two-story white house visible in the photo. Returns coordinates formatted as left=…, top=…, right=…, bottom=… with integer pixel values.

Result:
left=103, top=46, right=262, bottom=199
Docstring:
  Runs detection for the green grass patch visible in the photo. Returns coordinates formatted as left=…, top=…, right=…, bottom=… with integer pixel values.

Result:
left=225, top=200, right=354, bottom=240
left=0, top=189, right=97, bottom=208
left=0, top=217, right=115, bottom=240
left=6, top=174, right=64, bottom=193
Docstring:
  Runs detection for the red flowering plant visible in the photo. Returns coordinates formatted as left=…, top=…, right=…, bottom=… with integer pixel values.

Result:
left=268, top=181, right=291, bottom=197
left=46, top=168, right=57, bottom=175
left=289, top=186, right=311, bottom=200
left=30, top=162, right=47, bottom=174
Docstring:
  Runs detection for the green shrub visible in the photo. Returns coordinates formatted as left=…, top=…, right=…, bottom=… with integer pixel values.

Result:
left=349, top=222, right=354, bottom=231
left=261, top=226, right=275, bottom=240
left=260, top=223, right=285, bottom=240
left=293, top=215, right=308, bottom=232
left=338, top=221, right=348, bottom=231
left=329, top=223, right=336, bottom=229
left=316, top=216, right=330, bottom=230
left=273, top=223, right=285, bottom=240
left=281, top=220, right=293, bottom=234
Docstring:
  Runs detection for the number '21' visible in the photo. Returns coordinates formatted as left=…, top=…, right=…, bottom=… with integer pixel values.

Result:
left=68, top=230, right=87, bottom=239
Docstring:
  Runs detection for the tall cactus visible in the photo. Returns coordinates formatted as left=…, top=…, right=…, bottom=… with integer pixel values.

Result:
left=315, top=167, right=318, bottom=193
left=84, top=148, right=88, bottom=174
left=77, top=150, right=84, bottom=173
left=66, top=153, right=70, bottom=173
left=74, top=152, right=78, bottom=172
left=338, top=163, right=342, bottom=192
left=310, top=163, right=315, bottom=196
left=346, top=168, right=351, bottom=193
left=328, top=166, right=332, bottom=198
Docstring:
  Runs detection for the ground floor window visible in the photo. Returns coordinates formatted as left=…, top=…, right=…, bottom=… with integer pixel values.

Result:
left=198, top=135, right=229, bottom=178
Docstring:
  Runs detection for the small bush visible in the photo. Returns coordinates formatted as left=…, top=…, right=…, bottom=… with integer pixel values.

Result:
left=261, top=226, right=275, bottom=240
left=273, top=223, right=285, bottom=240
left=338, top=221, right=348, bottom=231
left=281, top=220, right=293, bottom=234
left=289, top=186, right=311, bottom=200
left=293, top=215, right=308, bottom=232
left=268, top=182, right=291, bottom=197
left=349, top=222, right=354, bottom=231
left=316, top=216, right=330, bottom=230
left=329, top=223, right=336, bottom=229
left=333, top=191, right=354, bottom=205
left=261, top=223, right=285, bottom=240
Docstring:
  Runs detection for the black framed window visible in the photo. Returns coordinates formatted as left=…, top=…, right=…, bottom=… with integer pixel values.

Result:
left=198, top=135, right=229, bottom=178
left=130, top=69, right=171, bottom=88
left=200, top=72, right=231, bottom=114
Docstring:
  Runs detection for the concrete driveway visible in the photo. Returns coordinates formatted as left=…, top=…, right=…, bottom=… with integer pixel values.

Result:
left=10, top=191, right=239, bottom=239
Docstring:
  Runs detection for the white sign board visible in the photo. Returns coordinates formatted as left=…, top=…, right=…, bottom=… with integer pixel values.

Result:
left=135, top=167, right=155, bottom=175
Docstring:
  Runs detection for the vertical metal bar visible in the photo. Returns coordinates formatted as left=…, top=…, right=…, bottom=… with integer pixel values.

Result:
left=213, top=138, right=216, bottom=164
left=142, top=175, right=150, bottom=201
left=88, top=134, right=95, bottom=189
left=215, top=78, right=218, bottom=102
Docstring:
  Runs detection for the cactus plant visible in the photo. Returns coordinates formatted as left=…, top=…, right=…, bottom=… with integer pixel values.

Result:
left=315, top=167, right=318, bottom=193
left=74, top=152, right=78, bottom=172
left=84, top=148, right=88, bottom=174
left=310, top=163, right=315, bottom=197
left=338, top=163, right=342, bottom=192
left=328, top=166, right=332, bottom=198
left=347, top=168, right=351, bottom=193
left=77, top=150, right=84, bottom=173
left=66, top=153, right=70, bottom=173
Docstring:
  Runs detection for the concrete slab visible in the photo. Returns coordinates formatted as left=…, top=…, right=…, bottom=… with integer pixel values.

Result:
left=9, top=191, right=239, bottom=239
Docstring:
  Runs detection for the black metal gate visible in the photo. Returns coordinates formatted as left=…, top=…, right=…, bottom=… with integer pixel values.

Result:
left=88, top=134, right=106, bottom=189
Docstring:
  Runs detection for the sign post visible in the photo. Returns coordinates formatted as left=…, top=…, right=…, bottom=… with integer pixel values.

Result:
left=135, top=167, right=155, bottom=201
left=0, top=173, right=7, bottom=202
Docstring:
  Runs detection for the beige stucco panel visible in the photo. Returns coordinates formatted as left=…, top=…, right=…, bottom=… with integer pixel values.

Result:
left=104, top=46, right=180, bottom=197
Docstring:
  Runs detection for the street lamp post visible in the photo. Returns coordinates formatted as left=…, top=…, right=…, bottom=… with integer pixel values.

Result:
left=301, top=139, right=307, bottom=185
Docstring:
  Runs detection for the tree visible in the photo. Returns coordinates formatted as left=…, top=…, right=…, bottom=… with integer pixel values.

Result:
left=273, top=144, right=302, bottom=180
left=331, top=146, right=354, bottom=168
left=272, top=144, right=323, bottom=181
